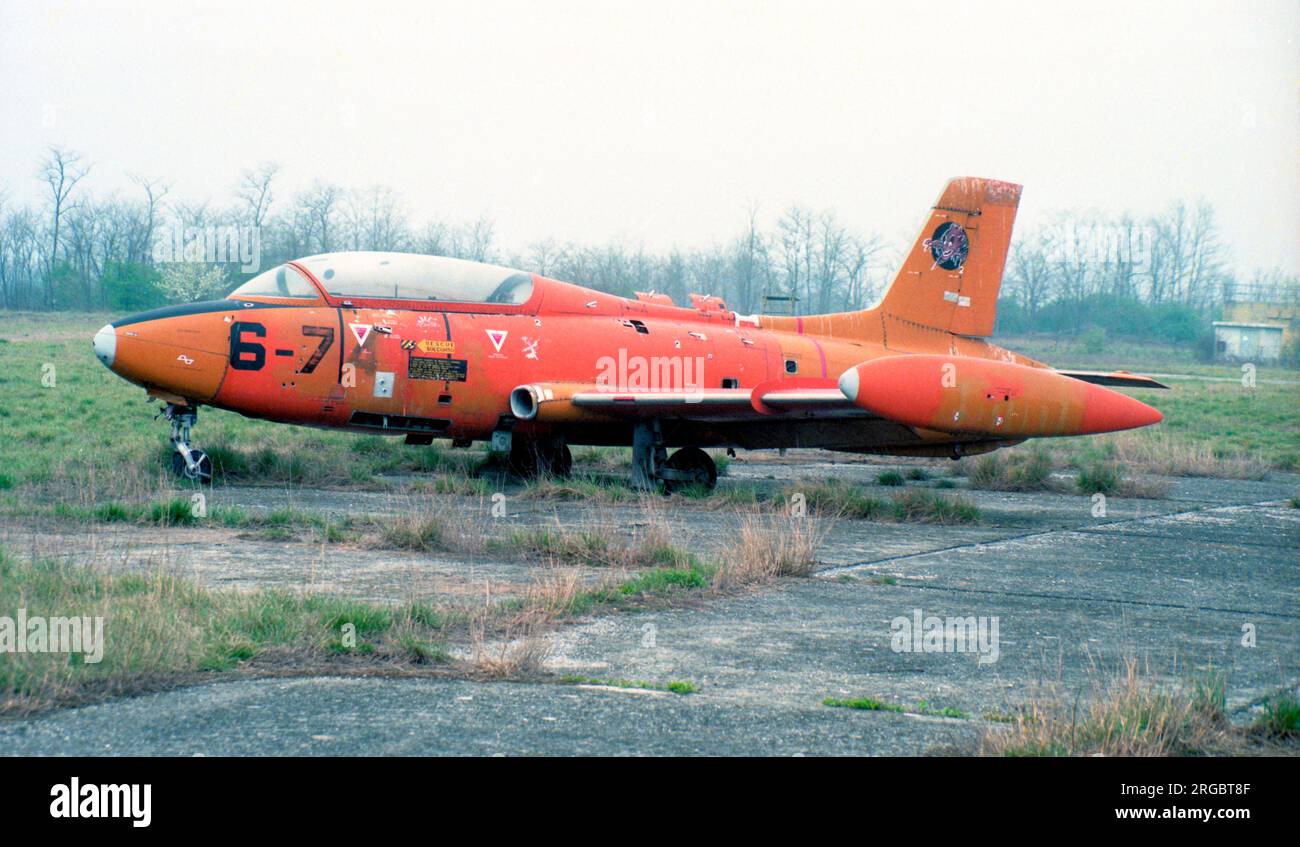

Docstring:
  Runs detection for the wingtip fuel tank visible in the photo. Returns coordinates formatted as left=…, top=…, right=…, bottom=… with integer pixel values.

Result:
left=839, top=355, right=1162, bottom=438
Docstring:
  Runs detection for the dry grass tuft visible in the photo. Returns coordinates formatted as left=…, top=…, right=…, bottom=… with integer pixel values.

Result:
left=787, top=478, right=888, bottom=519
left=1073, top=460, right=1172, bottom=499
left=712, top=511, right=827, bottom=589
left=963, top=450, right=1057, bottom=492
left=468, top=612, right=552, bottom=679
left=469, top=636, right=551, bottom=678
left=1251, top=691, right=1300, bottom=739
left=519, top=566, right=588, bottom=619
left=980, top=658, right=1233, bottom=757
left=782, top=479, right=979, bottom=523
left=888, top=488, right=981, bottom=523
left=379, top=512, right=448, bottom=551
left=373, top=495, right=495, bottom=553
left=509, top=505, right=695, bottom=572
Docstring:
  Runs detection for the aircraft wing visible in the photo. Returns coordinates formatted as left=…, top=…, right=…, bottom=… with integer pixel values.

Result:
left=570, top=387, right=865, bottom=419
left=1054, top=370, right=1169, bottom=389
left=514, top=379, right=868, bottom=423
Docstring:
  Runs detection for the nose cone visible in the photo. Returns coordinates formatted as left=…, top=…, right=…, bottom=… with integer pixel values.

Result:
left=1080, top=383, right=1164, bottom=434
left=92, top=323, right=116, bottom=368
left=94, top=307, right=230, bottom=404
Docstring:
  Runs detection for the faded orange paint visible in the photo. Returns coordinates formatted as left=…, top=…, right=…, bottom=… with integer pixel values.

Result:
left=841, top=355, right=1162, bottom=438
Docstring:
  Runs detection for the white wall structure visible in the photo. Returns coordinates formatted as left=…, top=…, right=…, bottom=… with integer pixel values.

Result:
left=1212, top=322, right=1284, bottom=361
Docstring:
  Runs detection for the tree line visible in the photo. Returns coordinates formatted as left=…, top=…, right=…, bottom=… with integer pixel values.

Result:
left=2, top=147, right=1295, bottom=344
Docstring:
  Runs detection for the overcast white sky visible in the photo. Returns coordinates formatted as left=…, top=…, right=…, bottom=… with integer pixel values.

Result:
left=1, top=0, right=1295, bottom=274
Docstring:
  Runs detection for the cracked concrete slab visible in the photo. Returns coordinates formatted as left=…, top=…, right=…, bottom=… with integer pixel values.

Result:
left=1, top=462, right=1296, bottom=755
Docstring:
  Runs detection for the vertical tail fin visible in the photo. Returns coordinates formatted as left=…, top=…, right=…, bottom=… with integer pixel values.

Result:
left=878, top=177, right=1021, bottom=337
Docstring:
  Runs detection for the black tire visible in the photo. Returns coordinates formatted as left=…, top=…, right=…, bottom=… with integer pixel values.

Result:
left=508, top=441, right=571, bottom=479
left=662, top=447, right=717, bottom=493
left=549, top=444, right=573, bottom=478
left=507, top=442, right=541, bottom=478
left=171, top=449, right=213, bottom=484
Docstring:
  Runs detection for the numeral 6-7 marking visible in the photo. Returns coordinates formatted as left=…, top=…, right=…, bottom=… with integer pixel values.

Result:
left=300, top=326, right=334, bottom=374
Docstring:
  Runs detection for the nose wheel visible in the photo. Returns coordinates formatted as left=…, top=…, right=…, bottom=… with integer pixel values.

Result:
left=162, top=404, right=212, bottom=485
left=171, top=449, right=213, bottom=484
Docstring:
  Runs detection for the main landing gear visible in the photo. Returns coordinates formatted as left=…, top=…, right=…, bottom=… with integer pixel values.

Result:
left=161, top=403, right=212, bottom=484
left=508, top=438, right=573, bottom=479
left=631, top=421, right=717, bottom=493
left=502, top=425, right=716, bottom=492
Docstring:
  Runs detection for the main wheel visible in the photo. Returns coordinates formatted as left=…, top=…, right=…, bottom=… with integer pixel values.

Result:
left=171, top=449, right=213, bottom=484
left=548, top=443, right=573, bottom=478
left=661, top=447, right=717, bottom=493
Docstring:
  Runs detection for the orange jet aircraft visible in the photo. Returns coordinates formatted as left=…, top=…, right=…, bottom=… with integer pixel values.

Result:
left=93, top=177, right=1165, bottom=489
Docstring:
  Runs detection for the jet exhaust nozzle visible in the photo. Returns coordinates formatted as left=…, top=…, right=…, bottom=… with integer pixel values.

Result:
left=510, top=386, right=540, bottom=420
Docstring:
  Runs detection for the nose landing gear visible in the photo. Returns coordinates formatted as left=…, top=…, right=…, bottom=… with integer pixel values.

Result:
left=161, top=404, right=212, bottom=484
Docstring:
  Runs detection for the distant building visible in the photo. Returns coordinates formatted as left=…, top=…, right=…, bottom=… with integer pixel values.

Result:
left=1212, top=321, right=1284, bottom=361
left=1212, top=300, right=1298, bottom=362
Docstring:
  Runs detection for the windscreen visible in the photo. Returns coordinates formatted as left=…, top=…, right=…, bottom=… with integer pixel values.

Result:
left=229, top=264, right=320, bottom=299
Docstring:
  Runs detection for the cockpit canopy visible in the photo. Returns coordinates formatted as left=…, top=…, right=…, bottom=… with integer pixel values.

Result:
left=229, top=263, right=319, bottom=299
left=229, top=252, right=536, bottom=306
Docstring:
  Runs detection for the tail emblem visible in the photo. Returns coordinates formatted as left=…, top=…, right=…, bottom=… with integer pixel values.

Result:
left=924, top=222, right=970, bottom=270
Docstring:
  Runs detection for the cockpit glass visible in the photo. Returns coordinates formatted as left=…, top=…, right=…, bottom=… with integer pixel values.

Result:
left=295, top=252, right=534, bottom=304
left=229, top=264, right=319, bottom=299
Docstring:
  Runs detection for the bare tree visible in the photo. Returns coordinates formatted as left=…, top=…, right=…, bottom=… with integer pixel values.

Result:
left=344, top=185, right=409, bottom=251
left=1182, top=201, right=1226, bottom=309
left=461, top=214, right=496, bottom=262
left=812, top=210, right=847, bottom=313
left=1, top=207, right=43, bottom=308
left=688, top=245, right=730, bottom=305
left=236, top=162, right=280, bottom=229
left=840, top=232, right=885, bottom=310
left=296, top=182, right=342, bottom=253
left=1006, top=228, right=1056, bottom=317
left=1150, top=199, right=1225, bottom=308
left=415, top=220, right=453, bottom=257
left=38, top=146, right=91, bottom=306
left=127, top=173, right=171, bottom=264
left=730, top=201, right=769, bottom=313
left=6, top=145, right=1270, bottom=328
left=523, top=237, right=569, bottom=276
left=776, top=205, right=814, bottom=313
